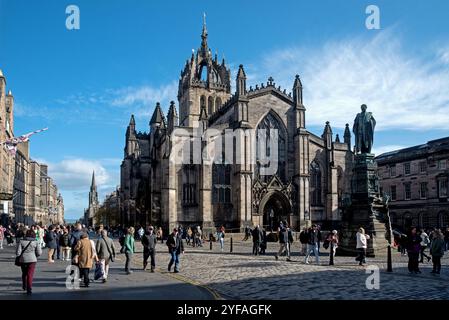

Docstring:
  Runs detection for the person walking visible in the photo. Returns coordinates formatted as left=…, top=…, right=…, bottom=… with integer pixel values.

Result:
left=186, top=227, right=193, bottom=246
left=305, top=225, right=321, bottom=264
left=252, top=225, right=263, bottom=256
left=45, top=226, right=57, bottom=263
left=166, top=228, right=184, bottom=273
left=299, top=227, right=308, bottom=256
left=406, top=227, right=422, bottom=274
left=69, top=223, right=83, bottom=259
left=141, top=226, right=157, bottom=272
left=59, top=227, right=71, bottom=261
left=156, top=227, right=163, bottom=244
left=217, top=226, right=225, bottom=252
left=74, top=233, right=97, bottom=287
left=0, top=225, right=5, bottom=250
left=16, top=230, right=42, bottom=295
left=275, top=222, right=291, bottom=261
left=356, top=227, right=370, bottom=266
left=53, top=226, right=62, bottom=260
left=124, top=227, right=135, bottom=274
left=430, top=229, right=445, bottom=275
left=96, top=229, right=116, bottom=282
left=419, top=229, right=431, bottom=263
left=444, top=228, right=449, bottom=252
left=326, top=230, right=339, bottom=259
left=260, top=228, right=267, bottom=255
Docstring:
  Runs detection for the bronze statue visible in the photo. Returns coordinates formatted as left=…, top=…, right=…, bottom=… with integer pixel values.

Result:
left=353, top=104, right=376, bottom=154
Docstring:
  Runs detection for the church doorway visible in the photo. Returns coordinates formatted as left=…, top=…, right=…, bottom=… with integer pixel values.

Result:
left=259, top=191, right=292, bottom=232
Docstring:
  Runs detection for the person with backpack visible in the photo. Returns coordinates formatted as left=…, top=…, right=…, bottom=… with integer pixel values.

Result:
left=16, top=229, right=42, bottom=295
left=124, top=227, right=135, bottom=274
left=96, top=229, right=116, bottom=282
left=419, top=229, right=431, bottom=263
left=141, top=226, right=157, bottom=272
left=69, top=223, right=83, bottom=259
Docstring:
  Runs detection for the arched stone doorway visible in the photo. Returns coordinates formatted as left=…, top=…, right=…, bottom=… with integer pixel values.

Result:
left=259, top=191, right=292, bottom=231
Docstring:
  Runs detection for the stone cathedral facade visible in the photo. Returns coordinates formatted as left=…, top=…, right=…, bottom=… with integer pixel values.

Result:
left=120, top=21, right=354, bottom=232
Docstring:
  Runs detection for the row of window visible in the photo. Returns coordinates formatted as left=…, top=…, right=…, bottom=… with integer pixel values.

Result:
left=200, top=95, right=222, bottom=117
left=386, top=178, right=448, bottom=201
left=388, top=159, right=447, bottom=177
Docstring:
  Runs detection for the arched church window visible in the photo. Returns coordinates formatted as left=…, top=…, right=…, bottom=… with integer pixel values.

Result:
left=208, top=96, right=214, bottom=116
left=182, top=164, right=197, bottom=206
left=200, top=95, right=206, bottom=114
left=310, top=161, right=322, bottom=206
left=215, top=97, right=222, bottom=110
left=212, top=163, right=231, bottom=204
left=255, top=112, right=287, bottom=183
left=199, top=64, right=208, bottom=82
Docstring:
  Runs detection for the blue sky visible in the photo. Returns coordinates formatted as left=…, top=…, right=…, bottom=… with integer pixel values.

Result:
left=1, top=0, right=449, bottom=220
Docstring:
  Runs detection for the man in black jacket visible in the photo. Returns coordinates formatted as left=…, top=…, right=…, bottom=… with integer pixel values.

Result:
left=142, top=226, right=157, bottom=272
left=275, top=222, right=291, bottom=261
left=252, top=225, right=263, bottom=256
left=166, top=228, right=184, bottom=273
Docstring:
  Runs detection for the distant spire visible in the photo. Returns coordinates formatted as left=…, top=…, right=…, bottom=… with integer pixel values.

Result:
left=335, top=134, right=340, bottom=143
left=293, top=74, right=303, bottom=105
left=91, top=171, right=96, bottom=190
left=129, top=114, right=135, bottom=126
left=236, top=64, right=247, bottom=96
left=344, top=123, right=351, bottom=149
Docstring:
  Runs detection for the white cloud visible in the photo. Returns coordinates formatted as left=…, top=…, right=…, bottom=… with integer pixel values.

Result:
left=249, top=29, right=449, bottom=131
left=112, top=82, right=178, bottom=116
left=38, top=158, right=114, bottom=191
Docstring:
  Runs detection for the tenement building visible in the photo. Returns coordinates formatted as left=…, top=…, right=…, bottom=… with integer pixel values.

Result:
left=0, top=69, right=64, bottom=226
left=120, top=20, right=355, bottom=232
left=376, top=137, right=449, bottom=231
left=0, top=69, right=15, bottom=224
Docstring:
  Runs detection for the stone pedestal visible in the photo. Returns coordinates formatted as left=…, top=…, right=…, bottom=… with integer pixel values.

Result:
left=337, top=154, right=390, bottom=257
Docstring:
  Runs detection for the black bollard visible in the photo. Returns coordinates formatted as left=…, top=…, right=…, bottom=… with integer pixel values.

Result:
left=230, top=237, right=233, bottom=253
left=329, top=242, right=334, bottom=266
left=387, top=244, right=393, bottom=272
left=209, top=233, right=213, bottom=250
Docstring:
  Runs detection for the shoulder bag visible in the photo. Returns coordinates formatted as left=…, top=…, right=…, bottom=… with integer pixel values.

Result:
left=15, top=241, right=32, bottom=267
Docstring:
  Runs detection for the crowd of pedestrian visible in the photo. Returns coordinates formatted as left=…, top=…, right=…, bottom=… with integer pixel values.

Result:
left=3, top=218, right=448, bottom=296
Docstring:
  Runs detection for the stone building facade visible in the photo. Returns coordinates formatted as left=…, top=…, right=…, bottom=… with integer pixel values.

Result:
left=0, top=69, right=64, bottom=226
left=0, top=69, right=15, bottom=223
left=120, top=21, right=355, bottom=232
left=376, top=137, right=449, bottom=231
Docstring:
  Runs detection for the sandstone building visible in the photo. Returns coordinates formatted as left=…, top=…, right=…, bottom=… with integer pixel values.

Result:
left=120, top=20, right=355, bottom=232
left=376, top=137, right=449, bottom=231
left=0, top=69, right=64, bottom=226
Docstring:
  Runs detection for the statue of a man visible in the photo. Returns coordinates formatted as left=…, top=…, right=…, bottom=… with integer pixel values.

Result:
left=353, top=104, right=376, bottom=154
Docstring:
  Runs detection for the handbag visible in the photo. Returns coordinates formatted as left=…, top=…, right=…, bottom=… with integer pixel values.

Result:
left=102, top=237, right=114, bottom=262
left=15, top=241, right=32, bottom=267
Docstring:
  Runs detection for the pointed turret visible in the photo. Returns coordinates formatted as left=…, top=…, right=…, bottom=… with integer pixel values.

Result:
left=335, top=134, right=341, bottom=143
left=167, top=101, right=179, bottom=133
left=293, top=74, right=303, bottom=106
left=236, top=64, right=247, bottom=96
left=201, top=12, right=208, bottom=50
left=150, top=102, right=166, bottom=129
left=344, top=123, right=351, bottom=149
left=322, top=121, right=333, bottom=149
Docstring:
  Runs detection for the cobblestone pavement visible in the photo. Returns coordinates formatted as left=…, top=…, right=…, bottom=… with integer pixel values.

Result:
left=146, top=237, right=449, bottom=300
